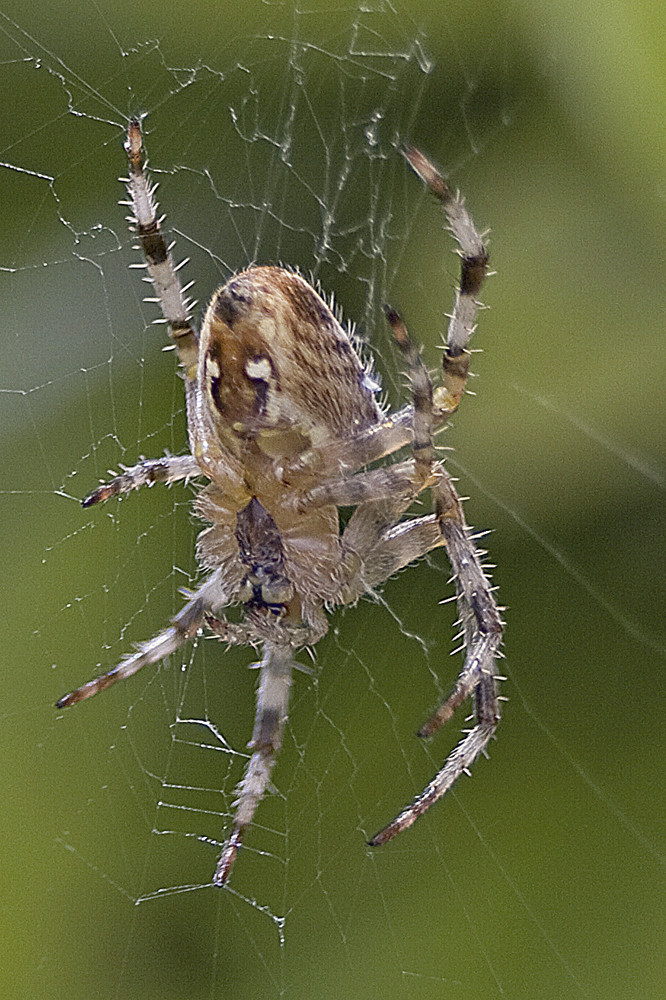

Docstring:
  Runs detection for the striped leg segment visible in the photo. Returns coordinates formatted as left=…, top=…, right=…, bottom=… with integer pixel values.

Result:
left=55, top=571, right=229, bottom=709
left=402, top=146, right=489, bottom=417
left=82, top=454, right=201, bottom=506
left=369, top=514, right=503, bottom=847
left=385, top=307, right=436, bottom=491
left=214, top=643, right=294, bottom=886
left=124, top=119, right=199, bottom=379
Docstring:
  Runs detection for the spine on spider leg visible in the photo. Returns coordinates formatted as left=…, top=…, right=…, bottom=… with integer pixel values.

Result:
left=402, top=146, right=489, bottom=418
left=422, top=512, right=503, bottom=737
left=369, top=518, right=503, bottom=848
left=124, top=119, right=199, bottom=380
left=213, top=642, right=294, bottom=886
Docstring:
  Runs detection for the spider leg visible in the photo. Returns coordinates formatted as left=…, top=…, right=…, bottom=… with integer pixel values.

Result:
left=384, top=307, right=435, bottom=489
left=55, top=571, right=229, bottom=708
left=214, top=642, right=293, bottom=886
left=277, top=405, right=415, bottom=487
left=124, top=119, right=199, bottom=379
left=336, top=470, right=502, bottom=848
left=333, top=305, right=442, bottom=596
left=419, top=494, right=503, bottom=737
left=82, top=453, right=201, bottom=506
left=278, top=143, right=489, bottom=490
left=205, top=609, right=324, bottom=649
left=288, top=300, right=443, bottom=511
left=369, top=509, right=503, bottom=847
left=402, top=146, right=488, bottom=420
left=381, top=179, right=499, bottom=710
left=287, top=459, right=425, bottom=512
left=337, top=511, right=442, bottom=603
left=368, top=706, right=497, bottom=846
left=288, top=302, right=443, bottom=524
left=364, top=235, right=501, bottom=845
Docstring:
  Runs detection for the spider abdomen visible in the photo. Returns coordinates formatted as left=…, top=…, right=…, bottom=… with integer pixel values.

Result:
left=198, top=266, right=382, bottom=455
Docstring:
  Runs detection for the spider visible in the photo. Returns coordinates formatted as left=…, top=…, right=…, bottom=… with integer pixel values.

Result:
left=56, top=121, right=503, bottom=885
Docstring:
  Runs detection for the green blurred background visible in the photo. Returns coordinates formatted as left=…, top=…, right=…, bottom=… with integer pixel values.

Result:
left=1, top=1, right=664, bottom=997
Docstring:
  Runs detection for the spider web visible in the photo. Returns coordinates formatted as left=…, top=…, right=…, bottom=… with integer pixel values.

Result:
left=1, top=1, right=665, bottom=998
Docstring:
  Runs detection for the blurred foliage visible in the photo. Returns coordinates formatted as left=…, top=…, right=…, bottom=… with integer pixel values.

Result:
left=0, top=1, right=664, bottom=998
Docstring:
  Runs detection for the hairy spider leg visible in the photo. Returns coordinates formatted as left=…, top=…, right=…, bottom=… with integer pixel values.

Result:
left=213, top=642, right=293, bottom=885
left=368, top=150, right=503, bottom=846
left=55, top=572, right=232, bottom=708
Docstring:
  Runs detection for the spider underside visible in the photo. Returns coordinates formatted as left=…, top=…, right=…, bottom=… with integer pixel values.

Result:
left=56, top=122, right=504, bottom=885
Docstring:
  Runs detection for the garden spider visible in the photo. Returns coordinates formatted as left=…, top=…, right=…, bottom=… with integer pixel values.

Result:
left=56, top=121, right=503, bottom=885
